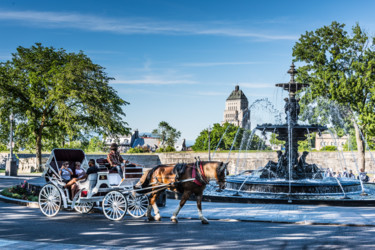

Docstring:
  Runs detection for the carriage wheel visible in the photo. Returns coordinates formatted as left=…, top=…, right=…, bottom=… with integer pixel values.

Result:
left=102, top=191, right=128, bottom=221
left=73, top=191, right=94, bottom=214
left=127, top=193, right=149, bottom=218
left=38, top=184, right=62, bottom=217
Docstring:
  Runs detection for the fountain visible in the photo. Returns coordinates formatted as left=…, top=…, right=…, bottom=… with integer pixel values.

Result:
left=225, top=63, right=362, bottom=197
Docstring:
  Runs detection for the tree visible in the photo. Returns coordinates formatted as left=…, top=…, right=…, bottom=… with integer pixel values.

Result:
left=0, top=43, right=130, bottom=169
left=293, top=22, right=375, bottom=170
left=86, top=136, right=105, bottom=152
left=152, top=121, right=181, bottom=148
left=270, top=133, right=284, bottom=147
left=192, top=122, right=265, bottom=151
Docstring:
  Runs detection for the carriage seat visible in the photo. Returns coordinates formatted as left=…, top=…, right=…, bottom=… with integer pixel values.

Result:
left=77, top=173, right=99, bottom=197
left=96, top=158, right=117, bottom=173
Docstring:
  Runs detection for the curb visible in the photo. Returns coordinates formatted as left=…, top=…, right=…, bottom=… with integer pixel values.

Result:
left=0, top=176, right=35, bottom=179
left=0, top=194, right=39, bottom=208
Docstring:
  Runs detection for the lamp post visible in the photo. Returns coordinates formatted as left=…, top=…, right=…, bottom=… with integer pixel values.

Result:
left=5, top=112, right=17, bottom=176
left=208, top=125, right=211, bottom=161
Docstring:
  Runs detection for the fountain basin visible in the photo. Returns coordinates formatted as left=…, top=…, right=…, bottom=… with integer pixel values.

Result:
left=226, top=176, right=362, bottom=195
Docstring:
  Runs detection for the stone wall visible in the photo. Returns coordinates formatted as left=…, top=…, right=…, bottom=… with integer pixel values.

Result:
left=157, top=151, right=375, bottom=174
left=1, top=151, right=375, bottom=174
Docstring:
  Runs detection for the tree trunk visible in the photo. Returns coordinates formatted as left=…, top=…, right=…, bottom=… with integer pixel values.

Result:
left=354, top=123, right=366, bottom=171
left=35, top=134, right=42, bottom=172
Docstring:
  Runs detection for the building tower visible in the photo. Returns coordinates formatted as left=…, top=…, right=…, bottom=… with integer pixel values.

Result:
left=223, top=85, right=250, bottom=129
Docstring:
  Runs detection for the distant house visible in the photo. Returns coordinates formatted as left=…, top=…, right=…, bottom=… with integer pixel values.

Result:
left=105, top=129, right=186, bottom=152
left=133, top=136, right=161, bottom=152
left=174, top=139, right=187, bottom=151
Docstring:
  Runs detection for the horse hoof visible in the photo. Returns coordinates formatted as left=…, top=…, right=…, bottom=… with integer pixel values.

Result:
left=201, top=220, right=209, bottom=225
left=145, top=217, right=155, bottom=222
left=171, top=218, right=178, bottom=223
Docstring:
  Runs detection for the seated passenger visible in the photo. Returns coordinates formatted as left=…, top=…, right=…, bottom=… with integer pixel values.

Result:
left=59, top=161, right=73, bottom=184
left=71, top=159, right=98, bottom=199
left=64, top=162, right=86, bottom=189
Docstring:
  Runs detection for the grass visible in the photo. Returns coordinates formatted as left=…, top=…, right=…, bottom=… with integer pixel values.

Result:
left=0, top=169, right=4, bottom=174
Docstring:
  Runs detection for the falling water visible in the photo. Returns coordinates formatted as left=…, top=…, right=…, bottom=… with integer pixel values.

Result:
left=212, top=123, right=231, bottom=158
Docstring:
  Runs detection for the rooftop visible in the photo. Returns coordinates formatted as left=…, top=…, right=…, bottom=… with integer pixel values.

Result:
left=226, top=85, right=248, bottom=101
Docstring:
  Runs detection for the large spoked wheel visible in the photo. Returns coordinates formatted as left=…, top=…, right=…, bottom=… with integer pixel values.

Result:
left=38, top=184, right=62, bottom=217
left=102, top=191, right=128, bottom=221
left=127, top=193, right=149, bottom=218
left=73, top=191, right=94, bottom=214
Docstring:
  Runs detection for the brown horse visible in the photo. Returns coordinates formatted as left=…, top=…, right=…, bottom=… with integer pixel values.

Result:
left=136, top=161, right=228, bottom=224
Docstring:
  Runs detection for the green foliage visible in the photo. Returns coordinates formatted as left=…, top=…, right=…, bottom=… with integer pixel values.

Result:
left=0, top=143, right=7, bottom=151
left=293, top=21, right=375, bottom=142
left=152, top=121, right=181, bottom=147
left=1, top=181, right=38, bottom=201
left=270, top=133, right=284, bottom=146
left=192, top=123, right=265, bottom=151
left=343, top=130, right=358, bottom=151
left=320, top=145, right=337, bottom=151
left=298, top=133, right=316, bottom=151
left=0, top=43, right=129, bottom=165
left=155, top=145, right=176, bottom=152
left=127, top=146, right=150, bottom=153
left=86, top=136, right=105, bottom=152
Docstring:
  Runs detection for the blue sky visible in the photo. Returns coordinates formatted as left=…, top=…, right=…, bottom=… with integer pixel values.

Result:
left=1, top=0, right=375, bottom=141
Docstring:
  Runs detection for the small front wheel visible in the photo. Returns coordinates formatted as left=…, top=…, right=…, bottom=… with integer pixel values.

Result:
left=38, top=184, right=62, bottom=217
left=102, top=191, right=127, bottom=221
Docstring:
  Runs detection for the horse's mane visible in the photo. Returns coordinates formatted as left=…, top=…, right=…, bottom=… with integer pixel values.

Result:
left=140, top=165, right=164, bottom=188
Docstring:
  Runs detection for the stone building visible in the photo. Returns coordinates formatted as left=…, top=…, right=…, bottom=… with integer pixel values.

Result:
left=223, top=85, right=250, bottom=129
left=315, top=133, right=348, bottom=151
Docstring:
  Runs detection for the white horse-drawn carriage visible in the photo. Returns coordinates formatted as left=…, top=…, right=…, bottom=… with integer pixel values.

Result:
left=39, top=148, right=149, bottom=220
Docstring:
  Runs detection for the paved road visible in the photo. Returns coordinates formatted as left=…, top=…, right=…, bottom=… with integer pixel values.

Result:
left=1, top=201, right=375, bottom=249
left=2, top=177, right=375, bottom=249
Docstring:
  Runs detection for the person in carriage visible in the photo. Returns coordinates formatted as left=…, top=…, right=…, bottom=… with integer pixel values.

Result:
left=107, top=143, right=139, bottom=178
left=63, top=162, right=85, bottom=188
left=59, top=161, right=73, bottom=184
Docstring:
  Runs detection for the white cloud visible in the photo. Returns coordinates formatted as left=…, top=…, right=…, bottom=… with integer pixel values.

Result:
left=0, top=9, right=298, bottom=40
left=182, top=61, right=266, bottom=67
left=111, top=76, right=196, bottom=85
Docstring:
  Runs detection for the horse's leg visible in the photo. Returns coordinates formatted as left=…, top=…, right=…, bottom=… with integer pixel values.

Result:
left=145, top=192, right=162, bottom=222
left=145, top=193, right=156, bottom=222
left=196, top=191, right=209, bottom=224
left=171, top=190, right=191, bottom=223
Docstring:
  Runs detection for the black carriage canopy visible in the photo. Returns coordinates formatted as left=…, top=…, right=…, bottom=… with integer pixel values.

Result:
left=51, top=148, right=86, bottom=162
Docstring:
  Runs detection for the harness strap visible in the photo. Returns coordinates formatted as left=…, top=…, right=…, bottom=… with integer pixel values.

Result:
left=192, top=165, right=202, bottom=186
left=198, top=162, right=209, bottom=184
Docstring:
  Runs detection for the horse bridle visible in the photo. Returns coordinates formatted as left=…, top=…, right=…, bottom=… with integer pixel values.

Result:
left=216, top=162, right=228, bottom=188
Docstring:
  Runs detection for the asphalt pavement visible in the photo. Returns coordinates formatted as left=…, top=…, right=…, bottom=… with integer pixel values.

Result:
left=1, top=201, right=375, bottom=249
left=2, top=175, right=375, bottom=249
